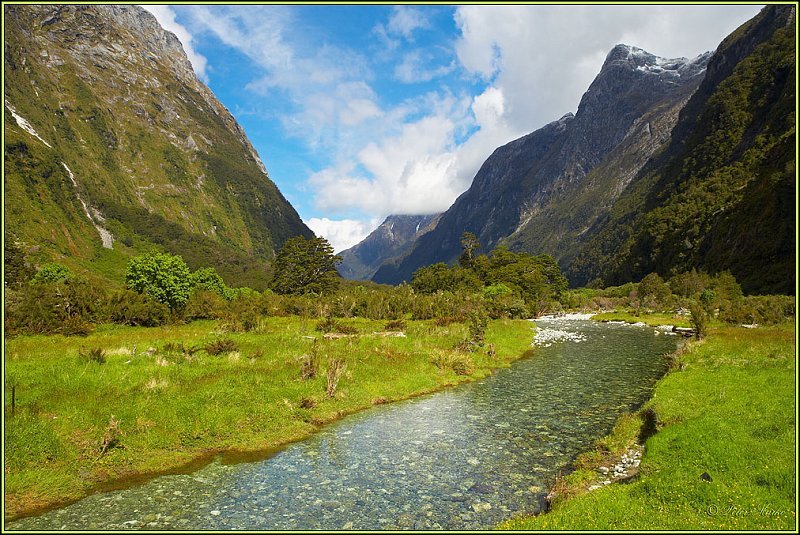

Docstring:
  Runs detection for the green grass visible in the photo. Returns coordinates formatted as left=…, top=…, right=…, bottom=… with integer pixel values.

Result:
left=591, top=310, right=693, bottom=328
left=498, top=323, right=796, bottom=530
left=3, top=317, right=534, bottom=519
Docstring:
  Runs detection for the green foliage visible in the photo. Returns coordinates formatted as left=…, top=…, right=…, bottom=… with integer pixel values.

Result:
left=689, top=301, right=710, bottom=340
left=189, top=267, right=227, bottom=296
left=270, top=236, right=342, bottom=295
left=4, top=233, right=34, bottom=287
left=5, top=278, right=105, bottom=336
left=32, top=263, right=72, bottom=284
left=184, top=289, right=228, bottom=321
left=458, top=231, right=481, bottom=269
left=411, top=263, right=482, bottom=294
left=637, top=273, right=671, bottom=311
left=126, top=252, right=192, bottom=311
left=106, top=289, right=170, bottom=327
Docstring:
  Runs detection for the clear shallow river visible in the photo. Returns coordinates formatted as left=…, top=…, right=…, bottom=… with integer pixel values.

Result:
left=8, top=318, right=678, bottom=531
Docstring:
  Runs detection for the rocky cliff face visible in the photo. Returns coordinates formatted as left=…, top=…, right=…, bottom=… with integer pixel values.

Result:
left=570, top=5, right=796, bottom=294
left=4, top=5, right=313, bottom=288
left=373, top=43, right=711, bottom=285
left=338, top=214, right=440, bottom=281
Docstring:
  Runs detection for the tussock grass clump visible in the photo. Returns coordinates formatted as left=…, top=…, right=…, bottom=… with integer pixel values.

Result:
left=326, top=358, right=347, bottom=398
left=316, top=316, right=359, bottom=335
left=384, top=319, right=406, bottom=331
left=431, top=350, right=473, bottom=376
left=204, top=338, right=238, bottom=356
left=79, top=347, right=106, bottom=364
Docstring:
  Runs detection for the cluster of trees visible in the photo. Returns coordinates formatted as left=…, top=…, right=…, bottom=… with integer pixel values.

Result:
left=4, top=230, right=794, bottom=338
left=411, top=232, right=568, bottom=318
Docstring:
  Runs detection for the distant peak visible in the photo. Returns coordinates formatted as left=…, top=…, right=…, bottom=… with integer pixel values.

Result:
left=603, top=43, right=711, bottom=79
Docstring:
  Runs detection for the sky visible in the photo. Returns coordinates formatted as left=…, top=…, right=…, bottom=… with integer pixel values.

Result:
left=142, top=4, right=764, bottom=253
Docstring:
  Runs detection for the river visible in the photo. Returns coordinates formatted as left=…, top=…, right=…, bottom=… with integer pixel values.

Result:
left=7, top=317, right=678, bottom=530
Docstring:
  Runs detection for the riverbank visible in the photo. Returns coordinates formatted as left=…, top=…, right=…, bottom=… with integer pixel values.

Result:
left=4, top=317, right=535, bottom=521
left=498, top=320, right=796, bottom=530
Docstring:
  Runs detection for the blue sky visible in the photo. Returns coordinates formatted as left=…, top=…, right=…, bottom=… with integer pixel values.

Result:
left=143, top=4, right=763, bottom=252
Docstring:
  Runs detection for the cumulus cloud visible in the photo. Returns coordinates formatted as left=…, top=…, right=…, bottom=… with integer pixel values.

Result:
left=394, top=50, right=455, bottom=83
left=306, top=217, right=381, bottom=253
left=140, top=5, right=208, bottom=81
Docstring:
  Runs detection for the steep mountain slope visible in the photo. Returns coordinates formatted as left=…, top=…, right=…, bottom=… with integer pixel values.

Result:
left=569, top=5, right=796, bottom=294
left=373, top=44, right=711, bottom=285
left=4, top=5, right=313, bottom=289
left=337, top=214, right=440, bottom=280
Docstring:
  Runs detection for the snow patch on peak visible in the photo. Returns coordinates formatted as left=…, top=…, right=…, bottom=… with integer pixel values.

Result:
left=606, top=44, right=711, bottom=79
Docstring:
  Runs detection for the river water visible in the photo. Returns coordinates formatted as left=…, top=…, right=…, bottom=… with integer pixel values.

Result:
left=8, top=317, right=678, bottom=531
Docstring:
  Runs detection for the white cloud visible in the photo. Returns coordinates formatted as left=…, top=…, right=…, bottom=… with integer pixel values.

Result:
left=387, top=6, right=430, bottom=39
left=140, top=5, right=208, bottom=81
left=306, top=217, right=381, bottom=253
left=394, top=50, right=455, bottom=83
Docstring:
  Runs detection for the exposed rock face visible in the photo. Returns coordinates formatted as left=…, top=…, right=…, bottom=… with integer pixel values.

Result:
left=373, top=44, right=711, bottom=285
left=570, top=5, right=796, bottom=294
left=4, top=4, right=313, bottom=288
left=338, top=214, right=441, bottom=281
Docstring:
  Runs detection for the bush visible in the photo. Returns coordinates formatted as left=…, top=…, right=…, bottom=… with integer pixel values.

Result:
left=107, top=289, right=170, bottom=327
left=6, top=278, right=105, bottom=335
left=184, top=289, right=228, bottom=321
left=384, top=319, right=406, bottom=331
left=32, top=262, right=72, bottom=284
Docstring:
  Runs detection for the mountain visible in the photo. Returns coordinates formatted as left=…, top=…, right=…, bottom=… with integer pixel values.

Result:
left=337, top=214, right=440, bottom=281
left=4, top=5, right=314, bottom=289
left=373, top=43, right=712, bottom=285
left=373, top=5, right=794, bottom=295
left=568, top=4, right=796, bottom=294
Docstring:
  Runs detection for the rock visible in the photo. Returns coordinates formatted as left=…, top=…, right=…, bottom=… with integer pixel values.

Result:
left=588, top=485, right=602, bottom=491
left=598, top=466, right=609, bottom=474
left=472, top=502, right=492, bottom=513
left=210, top=510, right=221, bottom=516
left=342, top=521, right=354, bottom=530
left=700, top=472, right=713, bottom=482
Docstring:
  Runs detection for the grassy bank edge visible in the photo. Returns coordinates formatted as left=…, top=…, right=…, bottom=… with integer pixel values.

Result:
left=4, top=318, right=535, bottom=522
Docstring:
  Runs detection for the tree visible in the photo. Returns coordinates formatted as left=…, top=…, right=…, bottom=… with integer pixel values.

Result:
left=270, top=236, right=342, bottom=295
left=4, top=234, right=33, bottom=287
left=126, top=252, right=192, bottom=310
left=411, top=263, right=481, bottom=294
left=459, top=232, right=481, bottom=270
left=637, top=272, right=672, bottom=311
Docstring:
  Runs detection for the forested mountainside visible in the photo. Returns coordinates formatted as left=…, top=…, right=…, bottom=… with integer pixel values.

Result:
left=568, top=4, right=796, bottom=294
left=4, top=5, right=313, bottom=289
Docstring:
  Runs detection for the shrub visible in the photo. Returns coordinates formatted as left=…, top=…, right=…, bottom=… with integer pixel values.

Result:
left=315, top=316, right=358, bottom=335
left=185, top=289, right=228, bottom=321
left=32, top=262, right=72, bottom=284
left=6, top=278, right=105, bottom=335
left=107, top=289, right=170, bottom=327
